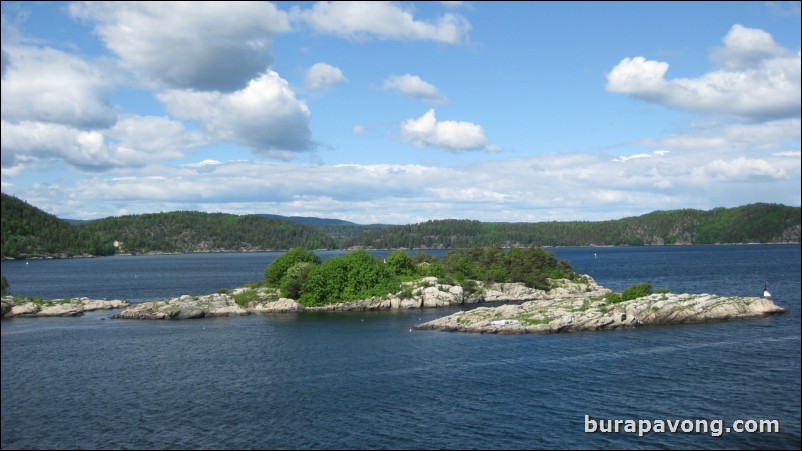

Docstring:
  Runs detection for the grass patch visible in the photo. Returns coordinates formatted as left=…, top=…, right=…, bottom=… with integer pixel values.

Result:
left=232, top=290, right=259, bottom=308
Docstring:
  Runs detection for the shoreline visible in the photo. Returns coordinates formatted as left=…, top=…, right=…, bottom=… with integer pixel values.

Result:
left=3, top=242, right=800, bottom=261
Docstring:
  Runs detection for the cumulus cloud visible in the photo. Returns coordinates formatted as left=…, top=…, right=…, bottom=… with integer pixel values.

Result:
left=1, top=120, right=144, bottom=172
left=12, top=145, right=798, bottom=223
left=69, top=1, right=290, bottom=91
left=159, top=71, right=312, bottom=157
left=304, top=62, right=348, bottom=93
left=0, top=116, right=202, bottom=173
left=399, top=109, right=494, bottom=152
left=0, top=45, right=116, bottom=129
left=382, top=74, right=447, bottom=103
left=291, top=1, right=471, bottom=44
left=606, top=25, right=801, bottom=120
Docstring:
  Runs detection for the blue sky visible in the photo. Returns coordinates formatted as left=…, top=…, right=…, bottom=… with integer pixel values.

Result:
left=1, top=1, right=800, bottom=224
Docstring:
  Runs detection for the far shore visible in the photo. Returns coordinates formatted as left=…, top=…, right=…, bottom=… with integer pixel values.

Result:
left=3, top=242, right=800, bottom=261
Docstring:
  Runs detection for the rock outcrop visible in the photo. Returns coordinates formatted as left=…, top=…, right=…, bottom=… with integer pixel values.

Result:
left=109, top=276, right=609, bottom=318
left=112, top=293, right=247, bottom=320
left=1, top=296, right=129, bottom=318
left=413, top=292, right=786, bottom=334
left=305, top=276, right=609, bottom=312
left=249, top=297, right=304, bottom=313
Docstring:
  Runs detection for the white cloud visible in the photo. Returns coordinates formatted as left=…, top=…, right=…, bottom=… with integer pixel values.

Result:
left=107, top=115, right=205, bottom=158
left=382, top=74, right=447, bottom=103
left=607, top=25, right=801, bottom=120
left=159, top=71, right=312, bottom=157
left=0, top=45, right=115, bottom=129
left=399, top=109, right=495, bottom=152
left=291, top=1, right=471, bottom=44
left=304, top=62, right=348, bottom=93
left=710, top=24, right=791, bottom=69
left=7, top=143, right=799, bottom=223
left=699, top=157, right=787, bottom=182
left=352, top=125, right=366, bottom=136
left=1, top=120, right=144, bottom=172
left=613, top=150, right=670, bottom=162
left=635, top=119, right=801, bottom=152
left=70, top=1, right=290, bottom=91
left=0, top=115, right=201, bottom=173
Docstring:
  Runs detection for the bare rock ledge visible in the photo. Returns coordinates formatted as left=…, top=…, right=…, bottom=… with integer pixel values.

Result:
left=412, top=293, right=786, bottom=334
left=1, top=296, right=129, bottom=318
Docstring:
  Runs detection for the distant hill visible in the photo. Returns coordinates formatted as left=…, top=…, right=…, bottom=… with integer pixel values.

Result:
left=1, top=193, right=115, bottom=259
left=343, top=204, right=801, bottom=249
left=1, top=193, right=338, bottom=259
left=3, top=192, right=799, bottom=258
left=258, top=214, right=391, bottom=241
left=258, top=214, right=358, bottom=226
left=77, top=211, right=338, bottom=254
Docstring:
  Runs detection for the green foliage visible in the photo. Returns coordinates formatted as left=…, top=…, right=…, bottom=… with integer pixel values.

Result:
left=232, top=290, right=259, bottom=308
left=265, top=247, right=321, bottom=287
left=443, top=246, right=574, bottom=289
left=605, top=293, right=623, bottom=305
left=1, top=276, right=8, bottom=296
left=385, top=250, right=417, bottom=277
left=298, top=250, right=399, bottom=306
left=342, top=204, right=800, bottom=248
left=1, top=193, right=116, bottom=259
left=280, top=261, right=315, bottom=299
left=77, top=211, right=337, bottom=254
left=622, top=282, right=653, bottom=301
left=606, top=282, right=654, bottom=304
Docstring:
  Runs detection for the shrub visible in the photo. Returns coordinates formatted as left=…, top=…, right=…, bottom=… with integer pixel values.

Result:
left=299, top=250, right=399, bottom=306
left=622, top=282, right=653, bottom=301
left=280, top=261, right=314, bottom=299
left=232, top=290, right=258, bottom=308
left=385, top=250, right=417, bottom=277
left=264, top=248, right=320, bottom=287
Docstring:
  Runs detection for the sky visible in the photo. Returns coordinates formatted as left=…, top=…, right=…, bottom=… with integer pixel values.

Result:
left=1, top=1, right=800, bottom=224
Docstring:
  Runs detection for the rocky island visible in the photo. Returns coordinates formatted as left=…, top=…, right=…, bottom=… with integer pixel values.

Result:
left=1, top=296, right=129, bottom=318
left=413, top=291, right=785, bottom=334
left=110, top=275, right=610, bottom=319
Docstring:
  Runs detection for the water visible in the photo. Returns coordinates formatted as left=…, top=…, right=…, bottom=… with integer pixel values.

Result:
left=2, top=245, right=800, bottom=449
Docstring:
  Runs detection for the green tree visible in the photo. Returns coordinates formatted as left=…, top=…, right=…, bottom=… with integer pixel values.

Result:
left=385, top=250, right=416, bottom=277
left=299, top=250, right=397, bottom=306
left=280, top=261, right=315, bottom=299
left=265, top=247, right=321, bottom=287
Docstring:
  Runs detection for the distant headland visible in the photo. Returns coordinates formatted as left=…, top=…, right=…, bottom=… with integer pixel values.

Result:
left=2, top=192, right=799, bottom=260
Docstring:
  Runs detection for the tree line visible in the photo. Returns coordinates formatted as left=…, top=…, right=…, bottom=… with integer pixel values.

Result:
left=2, top=191, right=799, bottom=260
left=343, top=203, right=800, bottom=249
left=1, top=193, right=337, bottom=259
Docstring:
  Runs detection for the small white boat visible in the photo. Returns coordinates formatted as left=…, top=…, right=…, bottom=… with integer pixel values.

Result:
left=763, top=282, right=771, bottom=298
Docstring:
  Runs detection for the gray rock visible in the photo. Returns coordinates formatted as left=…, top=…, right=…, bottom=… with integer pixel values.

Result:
left=414, top=292, right=787, bottom=334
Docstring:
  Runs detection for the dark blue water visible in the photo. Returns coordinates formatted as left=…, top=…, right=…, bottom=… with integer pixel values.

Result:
left=2, top=246, right=800, bottom=449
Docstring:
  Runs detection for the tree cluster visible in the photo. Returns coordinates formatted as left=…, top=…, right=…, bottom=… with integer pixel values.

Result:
left=263, top=246, right=578, bottom=306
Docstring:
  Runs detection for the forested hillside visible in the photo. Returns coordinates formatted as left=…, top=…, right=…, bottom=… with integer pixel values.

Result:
left=344, top=204, right=801, bottom=249
left=3, top=191, right=798, bottom=259
left=77, top=211, right=338, bottom=253
left=1, top=193, right=115, bottom=259
left=2, top=193, right=338, bottom=258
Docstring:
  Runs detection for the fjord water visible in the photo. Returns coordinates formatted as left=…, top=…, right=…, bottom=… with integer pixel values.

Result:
left=1, top=245, right=800, bottom=449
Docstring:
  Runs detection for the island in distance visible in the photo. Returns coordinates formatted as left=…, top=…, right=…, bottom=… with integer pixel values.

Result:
left=2, top=244, right=787, bottom=335
left=104, top=275, right=785, bottom=337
